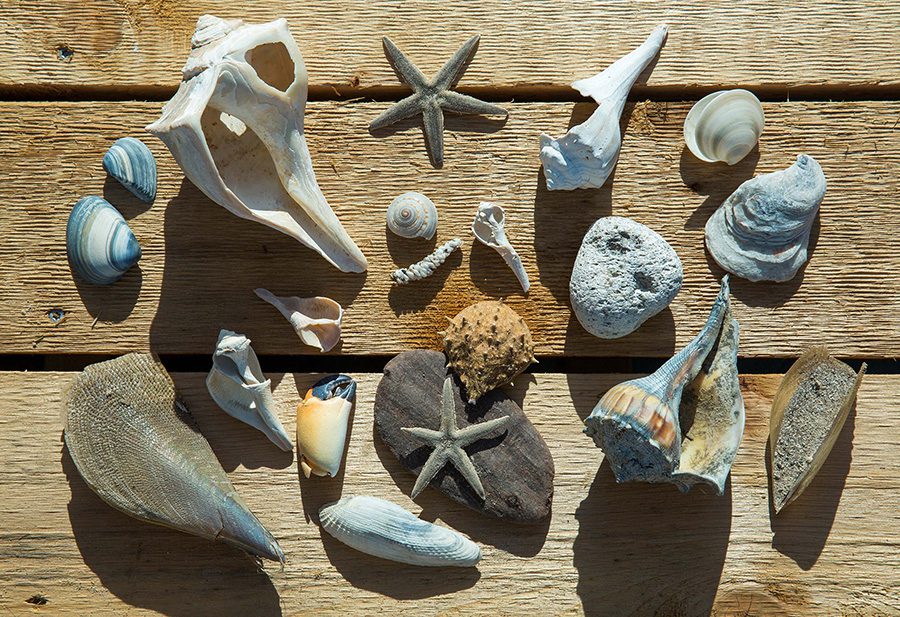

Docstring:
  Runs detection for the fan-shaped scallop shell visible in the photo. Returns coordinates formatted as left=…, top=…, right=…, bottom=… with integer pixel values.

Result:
left=386, top=192, right=438, bottom=240
left=102, top=137, right=157, bottom=203
left=66, top=196, right=142, bottom=285
left=684, top=89, right=764, bottom=165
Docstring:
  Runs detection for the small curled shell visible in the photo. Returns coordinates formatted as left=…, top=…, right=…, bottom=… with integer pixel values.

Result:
left=387, top=192, right=438, bottom=240
left=684, top=89, right=764, bottom=165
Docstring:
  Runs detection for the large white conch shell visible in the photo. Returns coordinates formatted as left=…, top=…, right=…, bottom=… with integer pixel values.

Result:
left=539, top=25, right=667, bottom=190
left=471, top=202, right=530, bottom=293
left=206, top=330, right=292, bottom=451
left=254, top=288, right=343, bottom=352
left=146, top=15, right=367, bottom=273
left=684, top=89, right=765, bottom=165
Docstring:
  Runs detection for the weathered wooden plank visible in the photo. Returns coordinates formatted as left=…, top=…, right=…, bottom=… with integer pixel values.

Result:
left=1, top=2, right=900, bottom=94
left=0, top=371, right=896, bottom=616
left=1, top=100, right=897, bottom=357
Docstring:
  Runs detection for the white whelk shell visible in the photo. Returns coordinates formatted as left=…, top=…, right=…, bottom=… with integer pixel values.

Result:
left=146, top=15, right=367, bottom=273
left=206, top=330, right=292, bottom=451
left=66, top=196, right=142, bottom=285
left=387, top=192, right=438, bottom=240
left=684, top=89, right=765, bottom=165
left=254, top=288, right=343, bottom=352
left=471, top=202, right=530, bottom=293
left=319, top=495, right=481, bottom=567
left=539, top=25, right=667, bottom=190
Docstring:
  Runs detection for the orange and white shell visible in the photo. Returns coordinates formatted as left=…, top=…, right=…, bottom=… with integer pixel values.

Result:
left=296, top=387, right=352, bottom=478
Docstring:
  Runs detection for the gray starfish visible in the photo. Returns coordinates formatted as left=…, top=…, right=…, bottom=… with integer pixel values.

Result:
left=369, top=35, right=508, bottom=168
left=402, top=376, right=510, bottom=499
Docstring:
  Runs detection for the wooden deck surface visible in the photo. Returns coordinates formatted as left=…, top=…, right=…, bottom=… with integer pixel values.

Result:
left=0, top=2, right=898, bottom=616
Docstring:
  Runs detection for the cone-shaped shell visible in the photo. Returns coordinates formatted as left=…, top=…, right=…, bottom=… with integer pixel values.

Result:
left=102, top=137, right=158, bottom=203
left=319, top=495, right=481, bottom=567
left=472, top=202, right=530, bottom=293
left=296, top=375, right=356, bottom=478
left=206, top=329, right=292, bottom=451
left=254, top=288, right=343, bottom=352
left=684, top=89, right=764, bottom=165
left=64, top=353, right=284, bottom=562
left=387, top=192, right=438, bottom=240
left=66, top=196, right=142, bottom=285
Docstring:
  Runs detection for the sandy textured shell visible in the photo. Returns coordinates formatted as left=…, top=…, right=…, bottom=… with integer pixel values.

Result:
left=319, top=495, right=481, bottom=567
left=64, top=353, right=283, bottom=562
left=66, top=196, right=141, bottom=285
left=387, top=192, right=438, bottom=240
left=472, top=202, right=529, bottom=293
left=539, top=25, right=667, bottom=190
left=684, top=89, right=765, bottom=165
left=705, top=154, right=826, bottom=282
left=254, top=288, right=343, bottom=352
left=444, top=301, right=536, bottom=403
left=206, top=330, right=292, bottom=451
left=102, top=137, right=157, bottom=203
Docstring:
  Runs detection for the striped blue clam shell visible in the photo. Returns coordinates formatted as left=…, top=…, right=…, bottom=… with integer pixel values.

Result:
left=102, top=137, right=157, bottom=203
left=66, top=196, right=142, bottom=285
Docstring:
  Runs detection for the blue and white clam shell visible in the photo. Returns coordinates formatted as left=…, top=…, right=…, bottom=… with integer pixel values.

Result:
left=66, top=196, right=142, bottom=285
left=102, top=137, right=157, bottom=203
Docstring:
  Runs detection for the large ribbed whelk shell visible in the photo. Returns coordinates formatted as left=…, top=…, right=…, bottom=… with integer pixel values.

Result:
left=66, top=196, right=142, bottom=285
left=319, top=495, right=481, bottom=567
left=387, top=192, right=438, bottom=240
left=684, top=89, right=764, bottom=165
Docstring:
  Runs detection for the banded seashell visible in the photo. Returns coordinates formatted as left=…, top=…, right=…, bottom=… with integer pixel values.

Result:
left=102, top=137, right=157, bottom=203
left=386, top=192, right=438, bottom=240
left=254, top=288, right=343, bottom=352
left=66, top=196, right=142, bottom=285
left=684, top=89, right=764, bottom=165
left=319, top=495, right=481, bottom=567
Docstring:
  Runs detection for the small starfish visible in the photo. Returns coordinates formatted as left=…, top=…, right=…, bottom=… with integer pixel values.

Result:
left=369, top=35, right=508, bottom=167
left=402, top=376, right=510, bottom=500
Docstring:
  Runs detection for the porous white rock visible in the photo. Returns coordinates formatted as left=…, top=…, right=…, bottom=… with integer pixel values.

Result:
left=570, top=216, right=683, bottom=339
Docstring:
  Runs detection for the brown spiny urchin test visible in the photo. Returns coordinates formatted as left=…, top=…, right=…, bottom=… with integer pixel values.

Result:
left=443, top=301, right=536, bottom=403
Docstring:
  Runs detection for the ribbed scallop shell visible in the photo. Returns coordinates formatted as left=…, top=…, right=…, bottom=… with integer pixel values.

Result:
left=684, top=89, right=764, bottom=165
left=102, top=137, right=157, bottom=203
left=386, top=192, right=438, bottom=240
left=319, top=495, right=481, bottom=567
left=66, top=196, right=142, bottom=285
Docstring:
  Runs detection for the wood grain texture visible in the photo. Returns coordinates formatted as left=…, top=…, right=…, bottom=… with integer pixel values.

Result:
left=2, top=2, right=900, bottom=94
left=0, top=371, right=897, bottom=616
left=1, top=101, right=898, bottom=357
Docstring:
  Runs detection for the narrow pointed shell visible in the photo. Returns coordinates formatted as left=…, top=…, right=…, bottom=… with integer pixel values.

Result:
left=66, top=196, right=142, bottom=285
left=472, top=202, right=530, bottom=293
left=296, top=375, right=355, bottom=478
left=254, top=288, right=343, bottom=352
left=684, top=90, right=764, bottom=165
left=206, top=329, right=292, bottom=451
left=64, top=353, right=284, bottom=562
left=319, top=495, right=481, bottom=567
left=391, top=238, right=462, bottom=284
left=387, top=192, right=438, bottom=240
left=102, top=137, right=157, bottom=203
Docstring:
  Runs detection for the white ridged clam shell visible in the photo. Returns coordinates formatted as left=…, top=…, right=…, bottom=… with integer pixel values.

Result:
left=684, top=89, right=765, bottom=165
left=319, top=495, right=481, bottom=567
left=254, top=288, right=343, bottom=352
left=472, top=202, right=529, bottom=293
left=387, top=192, right=438, bottom=240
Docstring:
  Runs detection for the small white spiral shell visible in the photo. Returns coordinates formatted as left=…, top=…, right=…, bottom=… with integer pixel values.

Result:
left=391, top=238, right=462, bottom=284
left=386, top=192, right=438, bottom=240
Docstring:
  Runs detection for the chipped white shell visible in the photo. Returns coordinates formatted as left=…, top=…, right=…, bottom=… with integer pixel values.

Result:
left=254, top=288, right=343, bottom=352
left=387, top=192, right=438, bottom=240
left=684, top=89, right=764, bottom=165
left=146, top=15, right=366, bottom=273
left=472, top=202, right=530, bottom=293
left=206, top=330, right=292, bottom=451
left=319, top=495, right=481, bottom=567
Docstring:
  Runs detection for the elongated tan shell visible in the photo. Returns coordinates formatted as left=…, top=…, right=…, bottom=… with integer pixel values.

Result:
left=387, top=192, right=438, bottom=240
left=254, top=288, right=343, bottom=352
left=684, top=89, right=764, bottom=165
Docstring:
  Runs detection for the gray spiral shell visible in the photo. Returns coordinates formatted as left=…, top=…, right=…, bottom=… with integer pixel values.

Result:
left=386, top=192, right=438, bottom=240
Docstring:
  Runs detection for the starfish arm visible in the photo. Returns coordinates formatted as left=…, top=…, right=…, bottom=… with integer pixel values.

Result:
left=454, top=415, right=511, bottom=447
left=382, top=36, right=430, bottom=90
left=440, top=91, right=508, bottom=117
left=410, top=447, right=450, bottom=498
left=421, top=104, right=445, bottom=167
left=369, top=93, right=425, bottom=131
left=447, top=446, right=486, bottom=500
left=440, top=376, right=457, bottom=433
left=400, top=426, right=443, bottom=443
left=432, top=35, right=480, bottom=91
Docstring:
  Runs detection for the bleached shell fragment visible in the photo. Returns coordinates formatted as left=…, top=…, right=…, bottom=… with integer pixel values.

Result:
left=319, top=495, right=481, bottom=567
left=66, top=196, right=142, bottom=285
left=391, top=238, right=462, bottom=284
left=387, top=192, right=438, bottom=240
left=684, top=89, right=764, bottom=165
left=102, top=137, right=157, bottom=203
left=254, top=288, right=343, bottom=352
left=472, top=202, right=530, bottom=293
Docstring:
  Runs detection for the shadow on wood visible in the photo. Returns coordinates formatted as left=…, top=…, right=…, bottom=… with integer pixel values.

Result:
left=72, top=266, right=142, bottom=323
left=388, top=245, right=463, bottom=314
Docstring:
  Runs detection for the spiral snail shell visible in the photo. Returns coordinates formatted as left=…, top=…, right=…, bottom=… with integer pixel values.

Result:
left=684, top=89, right=765, bottom=165
left=386, top=192, right=438, bottom=240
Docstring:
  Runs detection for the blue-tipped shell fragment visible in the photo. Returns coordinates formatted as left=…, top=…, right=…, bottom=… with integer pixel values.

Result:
left=66, top=196, right=142, bottom=285
left=102, top=137, right=157, bottom=203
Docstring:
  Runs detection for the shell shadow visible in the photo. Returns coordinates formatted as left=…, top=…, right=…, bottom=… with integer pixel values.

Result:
left=767, top=400, right=855, bottom=570
left=680, top=144, right=760, bottom=231
left=385, top=226, right=437, bottom=263
left=62, top=442, right=283, bottom=617
left=564, top=308, right=677, bottom=360
left=573, top=460, right=731, bottom=616
left=72, top=265, right=142, bottom=322
left=468, top=240, right=527, bottom=298
left=102, top=176, right=154, bottom=217
left=387, top=246, right=463, bottom=315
